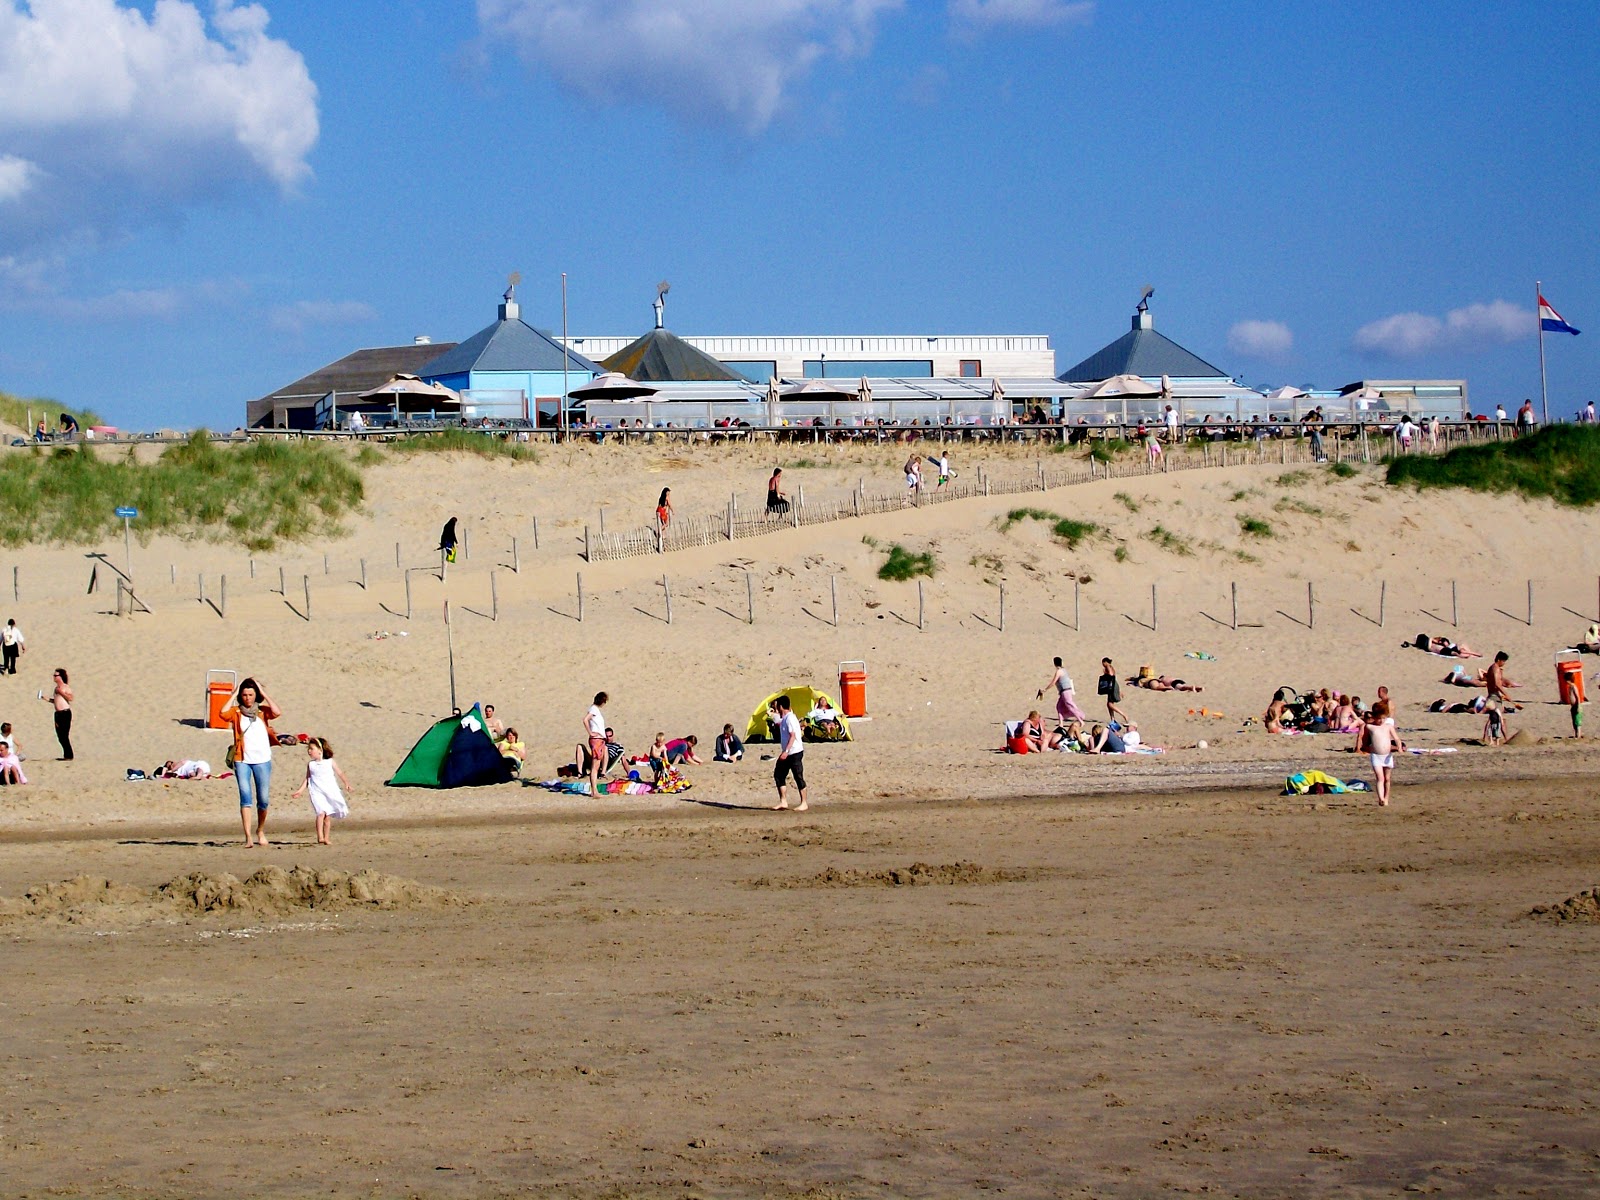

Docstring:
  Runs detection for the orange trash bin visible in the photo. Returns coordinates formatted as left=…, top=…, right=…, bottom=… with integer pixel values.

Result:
left=838, top=660, right=867, bottom=718
left=1554, top=652, right=1585, bottom=704
left=207, top=669, right=237, bottom=729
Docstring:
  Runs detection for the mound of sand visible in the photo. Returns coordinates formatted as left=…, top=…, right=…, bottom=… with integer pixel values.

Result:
left=1528, top=887, right=1600, bottom=923
left=751, top=861, right=1034, bottom=889
left=0, top=865, right=468, bottom=924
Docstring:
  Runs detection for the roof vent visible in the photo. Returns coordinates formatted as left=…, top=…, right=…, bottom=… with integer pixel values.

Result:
left=500, top=272, right=521, bottom=322
left=413, top=335, right=432, bottom=345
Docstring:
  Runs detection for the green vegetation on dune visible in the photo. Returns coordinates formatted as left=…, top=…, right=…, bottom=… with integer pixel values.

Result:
left=0, top=390, right=102, bottom=435
left=1386, top=425, right=1600, bottom=506
left=0, top=432, right=363, bottom=550
left=1000, top=507, right=1101, bottom=549
left=878, top=544, right=936, bottom=581
left=385, top=429, right=539, bottom=462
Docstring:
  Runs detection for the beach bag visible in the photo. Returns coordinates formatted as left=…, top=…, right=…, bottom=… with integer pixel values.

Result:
left=1097, top=675, right=1114, bottom=696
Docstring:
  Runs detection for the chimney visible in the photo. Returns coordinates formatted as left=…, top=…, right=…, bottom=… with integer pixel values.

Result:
left=413, top=335, right=432, bottom=345
left=499, top=295, right=519, bottom=322
left=1133, top=309, right=1153, bottom=331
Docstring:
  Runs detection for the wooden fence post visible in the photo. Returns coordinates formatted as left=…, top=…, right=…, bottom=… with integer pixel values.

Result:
left=664, top=575, right=673, bottom=625
left=279, top=565, right=286, bottom=595
left=360, top=558, right=367, bottom=590
left=918, top=580, right=925, bottom=631
left=220, top=575, right=227, bottom=618
left=511, top=538, right=519, bottom=574
left=1307, top=581, right=1315, bottom=630
left=577, top=573, right=585, bottom=623
left=1152, top=583, right=1158, bottom=632
left=405, top=570, right=412, bottom=620
left=999, top=583, right=1006, bottom=632
left=324, top=552, right=330, bottom=575
left=532, top=516, right=541, bottom=551
left=831, top=575, right=838, bottom=627
left=303, top=575, right=311, bottom=621
left=249, top=558, right=255, bottom=579
left=491, top=571, right=499, bottom=622
left=584, top=525, right=591, bottom=562
left=1231, top=581, right=1238, bottom=631
left=396, top=541, right=401, bottom=569
left=746, top=571, right=755, bottom=625
left=1074, top=578, right=1081, bottom=632
left=1451, top=579, right=1458, bottom=628
left=1379, top=579, right=1386, bottom=627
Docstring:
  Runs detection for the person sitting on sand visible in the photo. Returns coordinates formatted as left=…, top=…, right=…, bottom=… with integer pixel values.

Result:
left=1085, top=723, right=1127, bottom=754
left=0, top=727, right=25, bottom=785
left=1021, top=711, right=1045, bottom=754
left=1264, top=697, right=1288, bottom=733
left=1582, top=623, right=1600, bottom=654
left=1331, top=695, right=1361, bottom=733
left=714, top=724, right=744, bottom=762
left=664, top=735, right=703, bottom=766
left=498, top=728, right=526, bottom=773
left=482, top=704, right=506, bottom=741
left=572, top=727, right=624, bottom=779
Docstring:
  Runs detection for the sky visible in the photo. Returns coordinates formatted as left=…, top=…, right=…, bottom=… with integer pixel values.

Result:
left=0, top=0, right=1596, bottom=429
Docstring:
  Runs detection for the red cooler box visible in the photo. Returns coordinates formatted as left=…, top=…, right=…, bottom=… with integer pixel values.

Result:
left=207, top=669, right=237, bottom=729
left=839, top=660, right=867, bottom=718
left=1555, top=652, right=1585, bottom=704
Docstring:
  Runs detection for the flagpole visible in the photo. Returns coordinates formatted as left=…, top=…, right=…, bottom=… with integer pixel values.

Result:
left=561, top=272, right=570, bottom=442
left=1537, top=279, right=1550, bottom=426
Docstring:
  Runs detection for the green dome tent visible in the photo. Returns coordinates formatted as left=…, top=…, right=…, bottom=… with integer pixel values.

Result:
left=387, top=704, right=514, bottom=788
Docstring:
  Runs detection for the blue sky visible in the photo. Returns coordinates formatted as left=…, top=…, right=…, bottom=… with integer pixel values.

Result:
left=0, top=0, right=1595, bottom=428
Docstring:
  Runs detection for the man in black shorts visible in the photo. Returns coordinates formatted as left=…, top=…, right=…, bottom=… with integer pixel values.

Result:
left=771, top=695, right=808, bottom=811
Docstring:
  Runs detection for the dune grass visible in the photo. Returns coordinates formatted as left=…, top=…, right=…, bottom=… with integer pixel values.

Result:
left=878, top=544, right=936, bottom=581
left=0, top=432, right=363, bottom=550
left=1000, top=507, right=1101, bottom=549
left=1239, top=516, right=1275, bottom=538
left=1143, top=524, right=1193, bottom=556
left=0, top=389, right=102, bottom=435
left=385, top=429, right=540, bottom=462
left=1386, top=425, right=1600, bottom=506
left=1088, top=438, right=1132, bottom=463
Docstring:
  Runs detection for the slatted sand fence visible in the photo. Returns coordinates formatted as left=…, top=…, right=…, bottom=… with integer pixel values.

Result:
left=583, top=437, right=1347, bottom=563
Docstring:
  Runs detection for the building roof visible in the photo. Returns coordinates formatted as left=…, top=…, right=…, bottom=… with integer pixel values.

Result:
left=416, top=305, right=598, bottom=378
left=600, top=327, right=745, bottom=382
left=248, top=342, right=458, bottom=426
left=1058, top=311, right=1229, bottom=382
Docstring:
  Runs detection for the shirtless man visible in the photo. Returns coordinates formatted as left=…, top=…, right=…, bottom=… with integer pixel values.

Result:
left=1361, top=699, right=1404, bottom=806
left=1484, top=652, right=1520, bottom=707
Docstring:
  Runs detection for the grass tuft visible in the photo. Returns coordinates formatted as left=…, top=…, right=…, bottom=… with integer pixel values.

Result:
left=1239, top=516, right=1275, bottom=537
left=1089, top=438, right=1132, bottom=463
left=1143, top=525, right=1193, bottom=556
left=1112, top=491, right=1140, bottom=513
left=1001, top=507, right=1101, bottom=549
left=1327, top=461, right=1358, bottom=479
left=878, top=544, right=936, bottom=581
left=1385, top=425, right=1600, bottom=505
left=1274, top=496, right=1324, bottom=516
left=1275, top=470, right=1310, bottom=487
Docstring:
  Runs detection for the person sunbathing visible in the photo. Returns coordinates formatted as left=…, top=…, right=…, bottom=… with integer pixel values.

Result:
left=1581, top=624, right=1600, bottom=654
left=1425, top=635, right=1482, bottom=658
left=1442, top=663, right=1487, bottom=687
left=154, top=759, right=214, bottom=779
left=1085, top=723, right=1127, bottom=754
left=1048, top=720, right=1086, bottom=752
left=1331, top=697, right=1361, bottom=733
left=1135, top=674, right=1202, bottom=692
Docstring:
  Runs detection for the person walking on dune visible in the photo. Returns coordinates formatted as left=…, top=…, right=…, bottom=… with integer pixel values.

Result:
left=1039, top=656, right=1086, bottom=724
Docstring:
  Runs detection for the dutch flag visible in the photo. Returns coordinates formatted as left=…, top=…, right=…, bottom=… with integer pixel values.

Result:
left=1539, top=294, right=1581, bottom=336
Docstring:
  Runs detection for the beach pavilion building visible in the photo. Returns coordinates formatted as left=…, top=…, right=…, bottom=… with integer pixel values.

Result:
left=415, top=288, right=599, bottom=425
left=247, top=339, right=460, bottom=430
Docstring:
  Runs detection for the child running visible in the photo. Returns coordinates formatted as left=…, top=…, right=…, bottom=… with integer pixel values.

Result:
left=1360, top=700, right=1404, bottom=807
left=291, top=737, right=351, bottom=845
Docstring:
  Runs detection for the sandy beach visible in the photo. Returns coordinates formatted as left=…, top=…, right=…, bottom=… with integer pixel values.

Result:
left=3, top=438, right=1599, bottom=1196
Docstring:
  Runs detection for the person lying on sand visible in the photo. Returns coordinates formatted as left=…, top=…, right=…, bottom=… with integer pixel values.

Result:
left=153, top=759, right=214, bottom=779
left=1417, top=635, right=1481, bottom=658
left=1442, top=664, right=1487, bottom=687
left=1132, top=674, right=1202, bottom=692
left=1048, top=720, right=1086, bottom=752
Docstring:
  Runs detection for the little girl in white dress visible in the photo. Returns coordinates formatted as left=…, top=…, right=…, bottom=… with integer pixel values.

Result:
left=290, top=737, right=352, bottom=845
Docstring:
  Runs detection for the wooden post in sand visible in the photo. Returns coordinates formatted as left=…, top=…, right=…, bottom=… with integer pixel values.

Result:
left=1451, top=580, right=1458, bottom=628
left=511, top=539, right=519, bottom=574
left=491, top=571, right=498, bottom=622
left=532, top=516, right=540, bottom=550
left=360, top=558, right=367, bottom=590
left=323, top=552, right=329, bottom=575
left=1380, top=580, right=1387, bottom=627
left=10, top=565, right=15, bottom=602
left=1037, top=460, right=1046, bottom=491
left=462, top=528, right=470, bottom=561
left=1307, top=581, right=1315, bottom=630
left=918, top=580, right=925, bottom=631
left=249, top=558, right=255, bottom=579
left=197, top=572, right=204, bottom=604
left=1152, top=583, right=1158, bottom=632
left=395, top=541, right=401, bottom=569
left=746, top=571, right=755, bottom=625
left=663, top=576, right=673, bottom=625
left=1074, top=578, right=1081, bottom=632
left=279, top=565, right=286, bottom=595
left=1528, top=579, right=1534, bottom=627
left=584, top=525, right=590, bottom=562
left=1232, top=581, right=1239, bottom=631
left=999, top=583, right=1006, bottom=632
left=220, top=575, right=227, bottom=618
left=404, top=570, right=412, bottom=620
left=577, top=573, right=585, bottom=623
left=831, top=575, right=838, bottom=627
left=303, top=575, right=311, bottom=621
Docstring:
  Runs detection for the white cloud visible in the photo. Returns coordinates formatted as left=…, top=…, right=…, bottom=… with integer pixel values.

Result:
left=1353, top=299, right=1533, bottom=358
left=0, top=153, right=38, bottom=202
left=949, top=0, right=1094, bottom=30
left=1227, top=319, right=1293, bottom=361
left=269, top=299, right=379, bottom=336
left=477, top=0, right=903, bottom=132
left=0, top=0, right=318, bottom=248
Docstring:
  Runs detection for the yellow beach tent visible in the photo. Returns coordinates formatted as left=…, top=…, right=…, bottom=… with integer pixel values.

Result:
left=745, top=685, right=852, bottom=744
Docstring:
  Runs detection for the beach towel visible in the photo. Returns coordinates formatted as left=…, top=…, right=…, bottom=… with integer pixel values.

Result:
left=1282, top=769, right=1354, bottom=795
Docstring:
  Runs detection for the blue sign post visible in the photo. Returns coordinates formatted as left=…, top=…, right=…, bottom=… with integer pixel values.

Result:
left=116, top=506, right=137, bottom=580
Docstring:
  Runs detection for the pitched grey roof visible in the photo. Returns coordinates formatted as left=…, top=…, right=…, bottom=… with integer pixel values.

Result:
left=248, top=342, right=459, bottom=426
left=600, top=327, right=744, bottom=382
left=415, top=316, right=598, bottom=377
left=1059, top=318, right=1229, bottom=383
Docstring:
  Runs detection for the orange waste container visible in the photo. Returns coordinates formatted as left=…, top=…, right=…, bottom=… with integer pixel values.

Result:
left=839, top=660, right=867, bottom=718
left=1555, top=652, right=1585, bottom=704
left=207, top=669, right=237, bottom=729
